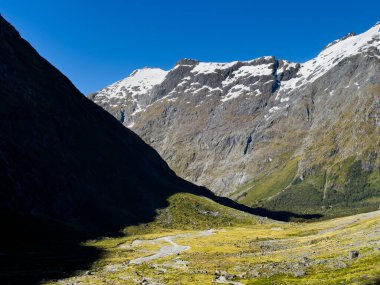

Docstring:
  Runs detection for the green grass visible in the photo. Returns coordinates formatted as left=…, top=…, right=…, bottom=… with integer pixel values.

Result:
left=238, top=157, right=299, bottom=206
left=121, top=193, right=261, bottom=236
left=234, top=152, right=380, bottom=218
left=43, top=205, right=380, bottom=285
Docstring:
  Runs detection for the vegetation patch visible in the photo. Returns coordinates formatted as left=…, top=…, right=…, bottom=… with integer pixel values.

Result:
left=238, top=157, right=299, bottom=206
left=43, top=207, right=380, bottom=285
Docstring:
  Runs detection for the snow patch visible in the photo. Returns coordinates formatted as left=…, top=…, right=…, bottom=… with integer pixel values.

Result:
left=222, top=64, right=273, bottom=87
left=221, top=84, right=250, bottom=102
left=93, top=68, right=168, bottom=105
left=280, top=97, right=290, bottom=103
left=191, top=61, right=238, bottom=75
left=280, top=24, right=380, bottom=92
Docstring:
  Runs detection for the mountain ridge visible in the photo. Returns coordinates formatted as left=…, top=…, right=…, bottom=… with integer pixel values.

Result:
left=91, top=22, right=380, bottom=216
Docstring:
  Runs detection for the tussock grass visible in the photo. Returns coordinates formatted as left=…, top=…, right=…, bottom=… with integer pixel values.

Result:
left=43, top=194, right=380, bottom=285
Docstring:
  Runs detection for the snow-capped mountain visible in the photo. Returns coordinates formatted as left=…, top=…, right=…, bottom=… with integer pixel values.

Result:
left=91, top=56, right=301, bottom=127
left=90, top=22, right=380, bottom=215
left=92, top=22, right=380, bottom=128
left=92, top=68, right=167, bottom=127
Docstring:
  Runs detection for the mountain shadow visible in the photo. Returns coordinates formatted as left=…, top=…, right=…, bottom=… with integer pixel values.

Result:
left=0, top=15, right=321, bottom=284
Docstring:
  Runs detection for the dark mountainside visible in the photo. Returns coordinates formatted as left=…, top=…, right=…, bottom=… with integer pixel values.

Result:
left=0, top=14, right=194, bottom=284
left=0, top=15, right=321, bottom=285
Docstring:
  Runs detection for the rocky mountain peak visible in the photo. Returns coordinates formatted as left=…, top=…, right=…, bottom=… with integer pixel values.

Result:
left=92, top=21, right=380, bottom=113
left=277, top=24, right=380, bottom=96
left=91, top=22, right=379, bottom=213
left=127, top=67, right=168, bottom=85
left=323, top=32, right=357, bottom=50
left=175, top=58, right=199, bottom=66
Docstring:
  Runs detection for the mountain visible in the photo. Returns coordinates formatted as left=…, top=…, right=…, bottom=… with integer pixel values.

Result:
left=0, top=15, right=281, bottom=284
left=91, top=23, right=380, bottom=217
left=0, top=13, right=195, bottom=237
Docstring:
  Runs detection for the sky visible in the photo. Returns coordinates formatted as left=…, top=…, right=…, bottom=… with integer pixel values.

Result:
left=1, top=0, right=379, bottom=94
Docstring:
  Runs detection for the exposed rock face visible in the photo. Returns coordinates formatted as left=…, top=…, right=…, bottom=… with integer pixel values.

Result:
left=90, top=57, right=301, bottom=194
left=91, top=23, right=380, bottom=214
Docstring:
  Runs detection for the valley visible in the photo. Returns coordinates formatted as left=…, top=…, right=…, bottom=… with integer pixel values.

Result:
left=0, top=10, right=379, bottom=285
left=43, top=195, right=380, bottom=285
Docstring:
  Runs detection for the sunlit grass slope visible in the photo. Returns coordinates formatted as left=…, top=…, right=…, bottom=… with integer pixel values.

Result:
left=44, top=193, right=380, bottom=285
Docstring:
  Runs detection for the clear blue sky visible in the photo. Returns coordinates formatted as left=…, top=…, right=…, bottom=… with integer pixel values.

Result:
left=1, top=0, right=379, bottom=94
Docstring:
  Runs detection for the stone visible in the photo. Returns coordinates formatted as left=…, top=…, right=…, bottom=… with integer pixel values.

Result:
left=293, top=269, right=306, bottom=277
left=348, top=250, right=359, bottom=259
left=214, top=270, right=237, bottom=280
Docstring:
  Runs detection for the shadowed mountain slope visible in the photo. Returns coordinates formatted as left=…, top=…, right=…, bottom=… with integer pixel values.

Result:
left=0, top=15, right=322, bottom=285
left=0, top=14, right=199, bottom=284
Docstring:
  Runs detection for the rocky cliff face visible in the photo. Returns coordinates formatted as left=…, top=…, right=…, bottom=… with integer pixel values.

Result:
left=91, top=23, right=380, bottom=215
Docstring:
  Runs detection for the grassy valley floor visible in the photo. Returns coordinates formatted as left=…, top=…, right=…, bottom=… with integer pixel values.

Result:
left=41, top=194, right=380, bottom=285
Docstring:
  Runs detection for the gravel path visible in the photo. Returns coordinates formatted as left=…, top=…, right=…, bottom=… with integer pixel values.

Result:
left=128, top=229, right=215, bottom=264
